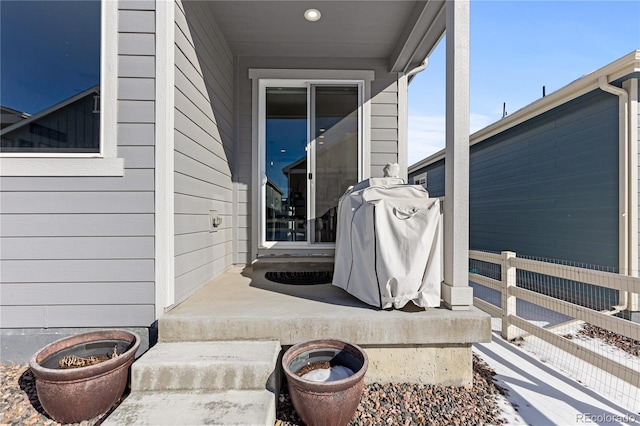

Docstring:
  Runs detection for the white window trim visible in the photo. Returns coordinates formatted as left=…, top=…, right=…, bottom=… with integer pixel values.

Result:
left=413, top=172, right=427, bottom=186
left=251, top=71, right=373, bottom=250
left=0, top=1, right=123, bottom=177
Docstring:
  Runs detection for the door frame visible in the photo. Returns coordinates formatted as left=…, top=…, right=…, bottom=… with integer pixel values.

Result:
left=251, top=70, right=373, bottom=253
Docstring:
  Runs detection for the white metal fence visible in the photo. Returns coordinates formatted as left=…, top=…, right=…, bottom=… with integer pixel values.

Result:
left=469, top=250, right=640, bottom=411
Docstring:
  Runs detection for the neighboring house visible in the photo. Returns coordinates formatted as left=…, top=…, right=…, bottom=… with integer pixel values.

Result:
left=1, top=87, right=100, bottom=153
left=0, top=106, right=30, bottom=130
left=0, top=0, right=478, bottom=362
left=409, top=51, right=640, bottom=316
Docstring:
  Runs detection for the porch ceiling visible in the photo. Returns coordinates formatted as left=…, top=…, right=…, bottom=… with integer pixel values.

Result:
left=206, top=0, right=445, bottom=72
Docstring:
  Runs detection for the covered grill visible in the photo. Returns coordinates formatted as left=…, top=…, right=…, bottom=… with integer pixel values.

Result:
left=332, top=178, right=442, bottom=309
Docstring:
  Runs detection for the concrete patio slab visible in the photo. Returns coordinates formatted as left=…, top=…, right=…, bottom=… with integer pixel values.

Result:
left=160, top=267, right=491, bottom=347
left=157, top=267, right=491, bottom=386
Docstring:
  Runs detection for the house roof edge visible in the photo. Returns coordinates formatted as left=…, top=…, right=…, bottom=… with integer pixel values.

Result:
left=408, top=50, right=640, bottom=174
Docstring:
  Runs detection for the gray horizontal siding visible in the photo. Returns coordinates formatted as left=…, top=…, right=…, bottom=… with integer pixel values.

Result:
left=119, top=78, right=155, bottom=100
left=175, top=229, right=233, bottom=255
left=0, top=214, right=154, bottom=237
left=0, top=169, right=153, bottom=191
left=118, top=9, right=155, bottom=33
left=1, top=305, right=155, bottom=328
left=118, top=33, right=154, bottom=56
left=118, top=123, right=155, bottom=145
left=119, top=0, right=155, bottom=10
left=0, top=237, right=154, bottom=260
left=118, top=100, right=155, bottom=122
left=119, top=56, right=155, bottom=78
left=174, top=0, right=234, bottom=304
left=1, top=260, right=154, bottom=283
left=0, top=1, right=157, bottom=329
left=2, top=282, right=154, bottom=305
left=0, top=192, right=154, bottom=213
left=370, top=80, right=399, bottom=177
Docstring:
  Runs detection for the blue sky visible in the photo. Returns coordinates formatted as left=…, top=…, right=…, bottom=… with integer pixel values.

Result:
left=0, top=1, right=100, bottom=114
left=407, top=0, right=640, bottom=166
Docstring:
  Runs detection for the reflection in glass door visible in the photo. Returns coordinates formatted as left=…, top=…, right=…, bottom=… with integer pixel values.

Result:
left=311, top=86, right=359, bottom=243
left=262, top=82, right=360, bottom=245
left=265, top=87, right=307, bottom=242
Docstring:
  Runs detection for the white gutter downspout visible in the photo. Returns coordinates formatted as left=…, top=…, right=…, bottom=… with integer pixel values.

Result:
left=407, top=58, right=429, bottom=81
left=399, top=59, right=429, bottom=181
left=598, top=76, right=631, bottom=311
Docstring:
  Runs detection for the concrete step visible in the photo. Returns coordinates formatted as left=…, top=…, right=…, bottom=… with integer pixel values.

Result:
left=102, top=389, right=276, bottom=426
left=131, top=341, right=281, bottom=392
left=252, top=256, right=334, bottom=272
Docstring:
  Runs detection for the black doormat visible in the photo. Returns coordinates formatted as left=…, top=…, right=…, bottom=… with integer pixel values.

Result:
left=264, top=271, right=333, bottom=285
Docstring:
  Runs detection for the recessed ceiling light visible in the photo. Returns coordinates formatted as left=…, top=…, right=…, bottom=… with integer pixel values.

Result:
left=304, top=8, right=321, bottom=22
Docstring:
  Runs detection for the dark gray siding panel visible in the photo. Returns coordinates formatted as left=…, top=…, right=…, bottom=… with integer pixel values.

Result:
left=409, top=159, right=445, bottom=197
left=0, top=1, right=157, bottom=328
left=468, top=90, right=618, bottom=267
left=173, top=0, right=234, bottom=303
left=412, top=89, right=620, bottom=269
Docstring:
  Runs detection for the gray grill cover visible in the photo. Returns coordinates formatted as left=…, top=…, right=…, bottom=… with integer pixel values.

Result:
left=332, top=179, right=442, bottom=309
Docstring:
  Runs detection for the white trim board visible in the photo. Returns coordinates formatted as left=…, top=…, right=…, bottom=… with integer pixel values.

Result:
left=249, top=69, right=374, bottom=81
left=154, top=0, right=176, bottom=317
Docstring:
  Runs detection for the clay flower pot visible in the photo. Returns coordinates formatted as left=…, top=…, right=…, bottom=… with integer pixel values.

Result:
left=29, top=329, right=140, bottom=424
left=282, top=339, right=368, bottom=426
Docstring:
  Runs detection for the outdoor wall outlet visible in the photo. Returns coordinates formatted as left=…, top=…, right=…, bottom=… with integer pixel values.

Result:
left=209, top=210, right=222, bottom=232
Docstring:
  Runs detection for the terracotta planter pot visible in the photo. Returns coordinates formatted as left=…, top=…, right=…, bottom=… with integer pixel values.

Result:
left=29, top=329, right=140, bottom=424
left=282, top=339, right=368, bottom=426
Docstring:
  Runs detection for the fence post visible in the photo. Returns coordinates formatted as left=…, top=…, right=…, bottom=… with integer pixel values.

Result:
left=501, top=251, right=517, bottom=340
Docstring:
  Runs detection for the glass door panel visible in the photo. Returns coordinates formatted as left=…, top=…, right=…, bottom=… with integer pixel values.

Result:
left=265, top=87, right=308, bottom=242
left=312, top=85, right=359, bottom=243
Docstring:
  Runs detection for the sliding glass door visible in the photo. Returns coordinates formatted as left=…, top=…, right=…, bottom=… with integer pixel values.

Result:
left=261, top=81, right=361, bottom=246
left=310, top=85, right=359, bottom=243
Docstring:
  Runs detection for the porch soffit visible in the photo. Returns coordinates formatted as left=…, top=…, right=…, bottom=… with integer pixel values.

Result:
left=205, top=0, right=445, bottom=73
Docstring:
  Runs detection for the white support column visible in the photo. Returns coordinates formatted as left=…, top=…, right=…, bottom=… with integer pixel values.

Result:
left=155, top=0, right=176, bottom=317
left=397, top=72, right=409, bottom=181
left=442, top=0, right=473, bottom=310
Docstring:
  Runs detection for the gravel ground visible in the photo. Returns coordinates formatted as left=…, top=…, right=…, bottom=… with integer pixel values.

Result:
left=578, top=323, right=640, bottom=356
left=2, top=324, right=633, bottom=425
left=276, top=354, right=510, bottom=425
left=0, top=363, right=123, bottom=426
left=2, top=355, right=507, bottom=426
